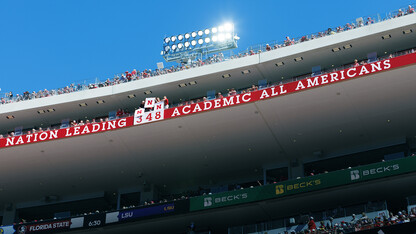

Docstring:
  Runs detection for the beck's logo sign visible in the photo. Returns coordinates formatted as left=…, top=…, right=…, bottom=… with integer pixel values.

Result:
left=350, top=164, right=400, bottom=181
left=275, top=185, right=284, bottom=195
left=350, top=170, right=360, bottom=180
left=203, top=193, right=248, bottom=207
left=204, top=197, right=212, bottom=207
left=275, top=179, right=321, bottom=195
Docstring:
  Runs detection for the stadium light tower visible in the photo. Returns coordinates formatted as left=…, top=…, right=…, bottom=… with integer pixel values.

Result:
left=161, top=23, right=239, bottom=63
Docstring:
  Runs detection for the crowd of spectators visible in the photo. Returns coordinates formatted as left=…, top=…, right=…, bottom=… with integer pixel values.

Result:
left=1, top=5, right=415, bottom=106
left=297, top=209, right=416, bottom=234
left=1, top=47, right=416, bottom=139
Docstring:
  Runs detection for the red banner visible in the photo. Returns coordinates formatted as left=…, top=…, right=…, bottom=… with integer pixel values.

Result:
left=1, top=118, right=132, bottom=148
left=1, top=52, right=415, bottom=149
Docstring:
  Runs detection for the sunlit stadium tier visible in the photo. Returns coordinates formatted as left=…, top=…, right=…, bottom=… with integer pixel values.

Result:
left=161, top=23, right=238, bottom=63
left=1, top=9, right=416, bottom=234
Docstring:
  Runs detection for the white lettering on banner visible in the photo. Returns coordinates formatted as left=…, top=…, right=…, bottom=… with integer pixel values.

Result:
left=359, top=65, right=370, bottom=75
left=204, top=101, right=212, bottom=110
left=383, top=59, right=391, bottom=69
left=134, top=109, right=164, bottom=125
left=214, top=99, right=221, bottom=108
left=350, top=164, right=400, bottom=181
left=330, top=72, right=339, bottom=82
left=171, top=108, right=181, bottom=117
left=362, top=164, right=399, bottom=176
left=321, top=74, right=329, bottom=84
left=371, top=62, right=382, bottom=72
left=213, top=193, right=248, bottom=204
left=223, top=97, right=234, bottom=106
left=193, top=103, right=202, bottom=113
left=347, top=67, right=356, bottom=77
left=183, top=105, right=191, bottom=114
left=340, top=70, right=346, bottom=79
left=168, top=58, right=396, bottom=119
left=39, top=132, right=48, bottom=141
left=307, top=77, right=319, bottom=87
left=295, top=81, right=306, bottom=90
left=242, top=93, right=252, bottom=102
left=4, top=119, right=128, bottom=146
left=260, top=90, right=270, bottom=99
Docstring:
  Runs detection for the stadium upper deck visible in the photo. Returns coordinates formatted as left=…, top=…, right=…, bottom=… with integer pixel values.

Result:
left=1, top=5, right=416, bottom=233
left=1, top=9, right=416, bottom=134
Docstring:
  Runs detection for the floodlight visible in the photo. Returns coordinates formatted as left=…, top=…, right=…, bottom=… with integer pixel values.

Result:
left=224, top=23, right=233, bottom=32
left=224, top=23, right=233, bottom=31
left=218, top=34, right=225, bottom=42
left=161, top=22, right=238, bottom=62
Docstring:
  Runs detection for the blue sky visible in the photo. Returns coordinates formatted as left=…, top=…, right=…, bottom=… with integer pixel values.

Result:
left=0, top=0, right=413, bottom=95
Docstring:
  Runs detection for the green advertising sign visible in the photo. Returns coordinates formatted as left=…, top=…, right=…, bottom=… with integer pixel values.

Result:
left=190, top=157, right=416, bottom=211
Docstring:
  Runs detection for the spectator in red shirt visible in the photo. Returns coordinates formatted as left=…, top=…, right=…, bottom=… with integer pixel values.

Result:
left=163, top=96, right=169, bottom=109
left=408, top=5, right=415, bottom=14
left=266, top=44, right=271, bottom=51
left=125, top=71, right=132, bottom=81
left=308, top=217, right=317, bottom=232
left=116, top=108, right=124, bottom=118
